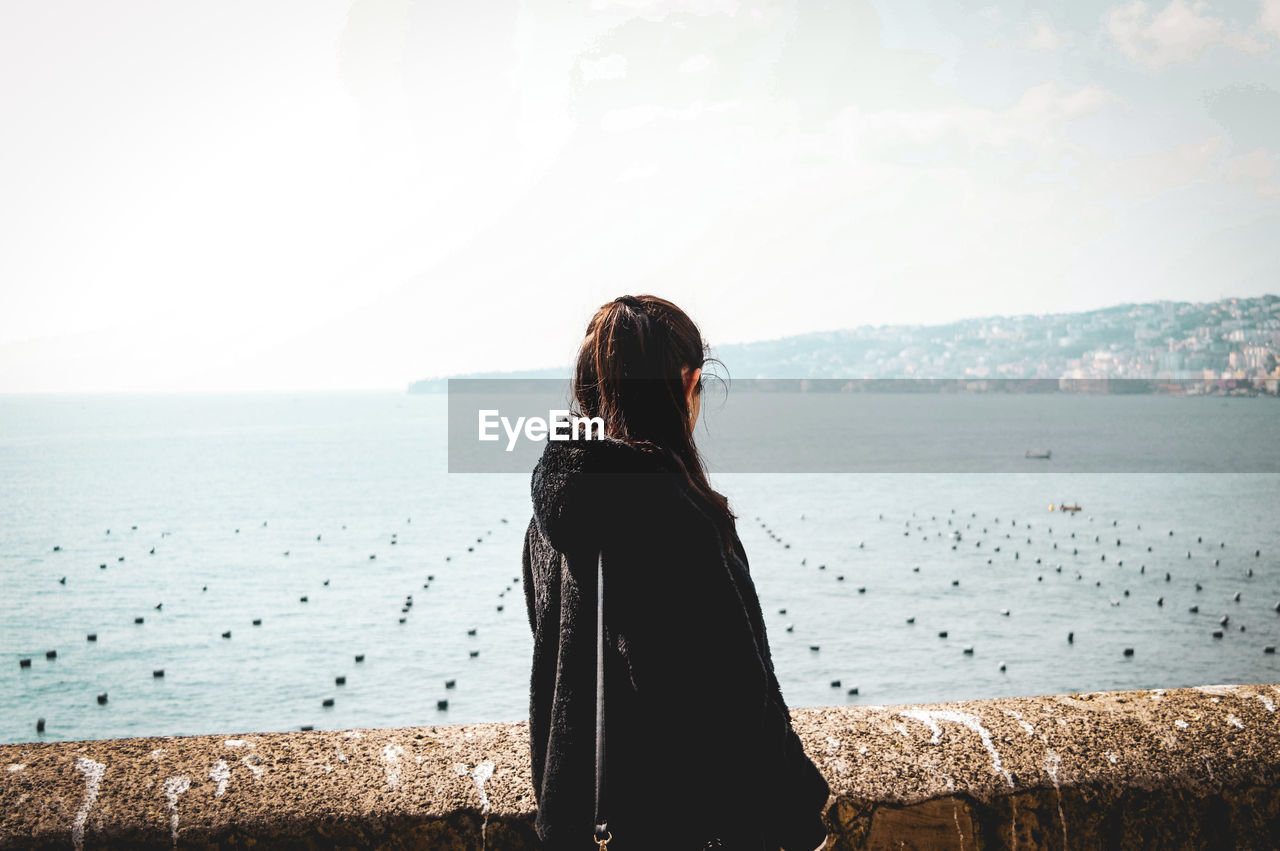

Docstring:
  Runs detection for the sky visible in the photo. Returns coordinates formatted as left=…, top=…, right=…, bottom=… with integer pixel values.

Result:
left=1, top=0, right=1278, bottom=392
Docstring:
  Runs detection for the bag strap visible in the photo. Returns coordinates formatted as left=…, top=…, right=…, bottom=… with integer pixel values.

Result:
left=593, top=550, right=611, bottom=849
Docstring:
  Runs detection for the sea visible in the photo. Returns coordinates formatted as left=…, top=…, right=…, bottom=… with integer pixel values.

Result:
left=2, top=392, right=1277, bottom=744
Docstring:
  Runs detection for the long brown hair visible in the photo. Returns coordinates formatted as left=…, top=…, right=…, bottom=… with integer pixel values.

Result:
left=571, top=294, right=736, bottom=536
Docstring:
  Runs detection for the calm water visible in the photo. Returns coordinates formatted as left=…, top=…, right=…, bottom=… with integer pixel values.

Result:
left=2, top=393, right=1277, bottom=744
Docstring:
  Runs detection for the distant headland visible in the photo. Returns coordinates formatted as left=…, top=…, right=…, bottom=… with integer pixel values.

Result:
left=410, top=295, right=1280, bottom=395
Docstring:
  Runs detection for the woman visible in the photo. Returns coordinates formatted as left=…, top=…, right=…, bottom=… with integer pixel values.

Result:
left=521, top=295, right=830, bottom=850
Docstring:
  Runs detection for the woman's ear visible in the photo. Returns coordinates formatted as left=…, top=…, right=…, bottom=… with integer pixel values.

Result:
left=683, top=366, right=702, bottom=407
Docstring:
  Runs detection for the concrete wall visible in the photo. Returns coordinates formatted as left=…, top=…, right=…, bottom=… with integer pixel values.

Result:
left=2, top=683, right=1278, bottom=849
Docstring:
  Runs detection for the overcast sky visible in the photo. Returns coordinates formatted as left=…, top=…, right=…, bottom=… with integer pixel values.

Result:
left=1, top=0, right=1278, bottom=392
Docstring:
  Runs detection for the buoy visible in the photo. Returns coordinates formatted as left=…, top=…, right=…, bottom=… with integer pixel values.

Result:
left=335, top=676, right=346, bottom=685
left=846, top=687, right=859, bottom=695
left=785, top=623, right=794, bottom=632
left=445, top=679, right=456, bottom=688
left=963, top=646, right=974, bottom=655
left=59, top=576, right=66, bottom=585
left=906, top=617, right=915, bottom=624
left=1212, top=631, right=1223, bottom=639
left=222, top=630, right=231, bottom=638
left=1190, top=605, right=1199, bottom=613
left=97, top=693, right=108, bottom=705
left=1157, top=598, right=1163, bottom=606
left=19, top=658, right=31, bottom=668
left=300, top=596, right=308, bottom=603
left=830, top=680, right=841, bottom=688
left=467, top=628, right=477, bottom=636
left=1265, top=646, right=1276, bottom=654
left=252, top=619, right=262, bottom=626
left=300, top=726, right=314, bottom=731
left=951, top=580, right=959, bottom=586
left=998, top=662, right=1007, bottom=672
left=153, top=669, right=164, bottom=678
left=778, top=608, right=786, bottom=615
left=809, top=645, right=820, bottom=652
left=322, top=698, right=335, bottom=707
left=1233, top=591, right=1241, bottom=602
left=437, top=699, right=449, bottom=710
left=135, top=617, right=144, bottom=624
left=36, top=718, right=45, bottom=732
left=938, top=631, right=948, bottom=638
left=87, top=633, right=97, bottom=641
left=470, top=650, right=480, bottom=657
left=1123, top=647, right=1134, bottom=656
left=1067, top=632, right=1074, bottom=643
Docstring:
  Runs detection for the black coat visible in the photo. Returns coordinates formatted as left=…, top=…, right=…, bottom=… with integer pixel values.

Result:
left=522, top=435, right=830, bottom=851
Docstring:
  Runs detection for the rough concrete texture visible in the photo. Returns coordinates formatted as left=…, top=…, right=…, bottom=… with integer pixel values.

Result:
left=2, top=684, right=1277, bottom=849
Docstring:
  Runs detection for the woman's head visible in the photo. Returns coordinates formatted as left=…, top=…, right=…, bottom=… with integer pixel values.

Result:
left=572, top=295, right=734, bottom=532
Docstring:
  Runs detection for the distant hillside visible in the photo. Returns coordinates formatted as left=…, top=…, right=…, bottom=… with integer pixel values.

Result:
left=409, top=295, right=1280, bottom=391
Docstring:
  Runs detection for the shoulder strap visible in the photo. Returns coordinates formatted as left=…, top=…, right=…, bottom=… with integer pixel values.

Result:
left=593, top=550, right=610, bottom=847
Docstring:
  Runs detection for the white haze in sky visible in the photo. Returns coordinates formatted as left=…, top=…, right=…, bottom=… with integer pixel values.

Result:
left=1, top=0, right=1278, bottom=391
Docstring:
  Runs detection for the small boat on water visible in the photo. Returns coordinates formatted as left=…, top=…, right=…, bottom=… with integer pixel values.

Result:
left=1025, top=449, right=1052, bottom=459
left=1053, top=503, right=1082, bottom=512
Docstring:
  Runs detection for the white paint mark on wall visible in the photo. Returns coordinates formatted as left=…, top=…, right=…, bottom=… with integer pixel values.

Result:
left=6, top=764, right=24, bottom=773
left=223, top=739, right=248, bottom=749
left=952, top=797, right=967, bottom=850
left=240, top=754, right=264, bottom=777
left=894, top=723, right=909, bottom=737
left=472, top=761, right=495, bottom=813
left=209, top=761, right=231, bottom=797
left=1044, top=749, right=1068, bottom=850
left=1003, top=710, right=1036, bottom=736
left=1226, top=715, right=1244, bottom=729
left=1175, top=720, right=1189, bottom=730
left=453, top=762, right=469, bottom=776
left=163, top=775, right=191, bottom=848
left=149, top=749, right=167, bottom=760
left=825, top=735, right=840, bottom=753
left=1196, top=685, right=1241, bottom=697
left=335, top=744, right=347, bottom=763
left=1257, top=694, right=1276, bottom=712
left=71, top=756, right=105, bottom=851
left=382, top=744, right=405, bottom=788
left=900, top=709, right=1015, bottom=787
left=1106, top=751, right=1118, bottom=764
left=343, top=731, right=363, bottom=740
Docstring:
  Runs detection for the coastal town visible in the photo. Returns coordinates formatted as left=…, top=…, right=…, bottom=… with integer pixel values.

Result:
left=716, top=295, right=1280, bottom=394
